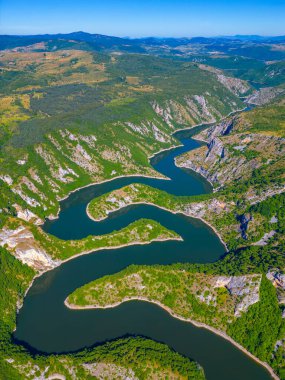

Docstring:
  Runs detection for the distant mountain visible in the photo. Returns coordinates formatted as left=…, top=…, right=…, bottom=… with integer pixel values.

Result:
left=1, top=32, right=285, bottom=59
left=0, top=32, right=146, bottom=52
left=224, top=34, right=285, bottom=42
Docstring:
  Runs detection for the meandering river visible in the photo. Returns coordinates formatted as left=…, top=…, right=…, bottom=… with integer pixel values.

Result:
left=14, top=126, right=273, bottom=380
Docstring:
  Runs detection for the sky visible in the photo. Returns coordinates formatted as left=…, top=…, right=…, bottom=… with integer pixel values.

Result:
left=0, top=0, right=284, bottom=37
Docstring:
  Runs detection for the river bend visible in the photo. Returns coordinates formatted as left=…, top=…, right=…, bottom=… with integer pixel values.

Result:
left=14, top=126, right=272, bottom=380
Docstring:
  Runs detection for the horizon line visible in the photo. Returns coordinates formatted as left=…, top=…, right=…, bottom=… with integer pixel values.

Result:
left=1, top=31, right=285, bottom=39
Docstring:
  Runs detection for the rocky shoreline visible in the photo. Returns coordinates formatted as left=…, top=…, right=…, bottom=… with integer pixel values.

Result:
left=86, top=199, right=228, bottom=252
left=64, top=297, right=278, bottom=380
left=43, top=107, right=247, bottom=223
left=13, top=105, right=277, bottom=378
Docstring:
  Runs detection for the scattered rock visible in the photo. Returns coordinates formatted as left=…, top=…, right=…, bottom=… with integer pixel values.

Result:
left=0, top=226, right=59, bottom=271
left=214, top=274, right=261, bottom=316
left=14, top=204, right=43, bottom=225
left=270, top=215, right=278, bottom=224
left=246, top=87, right=284, bottom=105
left=83, top=362, right=138, bottom=380
left=0, top=174, right=13, bottom=185
left=266, top=269, right=285, bottom=290
left=16, top=159, right=26, bottom=165
left=254, top=230, right=276, bottom=246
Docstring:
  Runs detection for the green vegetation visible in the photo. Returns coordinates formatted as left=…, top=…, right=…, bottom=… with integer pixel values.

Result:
left=87, top=183, right=211, bottom=221
left=67, top=265, right=261, bottom=330
left=74, top=337, right=205, bottom=380
left=69, top=182, right=285, bottom=378
left=2, top=216, right=180, bottom=262
left=86, top=181, right=285, bottom=257
left=0, top=46, right=244, bottom=220
left=0, top=248, right=34, bottom=344
left=1, top=34, right=285, bottom=379
left=196, top=56, right=285, bottom=87
left=66, top=258, right=284, bottom=375
left=250, top=192, right=285, bottom=234
left=228, top=277, right=283, bottom=362
left=240, top=98, right=285, bottom=137
left=0, top=246, right=204, bottom=380
left=37, top=218, right=180, bottom=261
left=76, top=92, right=285, bottom=377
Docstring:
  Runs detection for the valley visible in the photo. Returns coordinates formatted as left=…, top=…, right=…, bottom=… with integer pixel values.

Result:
left=0, top=32, right=285, bottom=380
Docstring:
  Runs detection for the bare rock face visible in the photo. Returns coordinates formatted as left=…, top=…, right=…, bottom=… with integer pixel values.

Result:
left=196, top=274, right=261, bottom=316
left=214, top=275, right=261, bottom=316
left=175, top=118, right=236, bottom=187
left=0, top=174, right=13, bottom=185
left=246, top=87, right=284, bottom=105
left=176, top=155, right=217, bottom=185
left=0, top=226, right=59, bottom=271
left=152, top=92, right=234, bottom=129
left=175, top=136, right=227, bottom=186
left=216, top=74, right=250, bottom=96
left=13, top=204, right=43, bottom=225
left=267, top=269, right=285, bottom=290
left=198, top=64, right=251, bottom=96
left=151, top=101, right=174, bottom=128
left=83, top=363, right=138, bottom=380
left=126, top=120, right=171, bottom=143
left=183, top=198, right=229, bottom=219
left=206, top=137, right=226, bottom=161
left=176, top=111, right=285, bottom=191
left=196, top=118, right=235, bottom=142
left=253, top=230, right=276, bottom=246
left=266, top=269, right=285, bottom=305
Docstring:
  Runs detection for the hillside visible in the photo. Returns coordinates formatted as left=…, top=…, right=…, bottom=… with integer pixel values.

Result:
left=0, top=48, right=245, bottom=221
left=82, top=94, right=285, bottom=377
left=0, top=34, right=285, bottom=380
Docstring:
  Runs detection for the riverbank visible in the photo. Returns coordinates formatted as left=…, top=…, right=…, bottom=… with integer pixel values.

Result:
left=172, top=106, right=247, bottom=135
left=17, top=104, right=276, bottom=379
left=46, top=107, right=245, bottom=224
left=45, top=172, right=171, bottom=222
left=64, top=296, right=278, bottom=380
left=18, top=233, right=183, bottom=314
left=19, top=117, right=220, bottom=307
left=86, top=200, right=228, bottom=252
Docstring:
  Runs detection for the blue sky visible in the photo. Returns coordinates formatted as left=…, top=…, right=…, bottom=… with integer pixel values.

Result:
left=1, top=0, right=284, bottom=37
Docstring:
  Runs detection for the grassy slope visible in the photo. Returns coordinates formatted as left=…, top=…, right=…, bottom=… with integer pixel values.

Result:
left=87, top=183, right=211, bottom=221
left=0, top=49, right=243, bottom=220
left=66, top=260, right=284, bottom=375
left=0, top=247, right=205, bottom=380
left=239, top=96, right=285, bottom=137
left=0, top=40, right=284, bottom=379
left=67, top=266, right=261, bottom=330
left=3, top=216, right=180, bottom=262
left=83, top=96, right=285, bottom=376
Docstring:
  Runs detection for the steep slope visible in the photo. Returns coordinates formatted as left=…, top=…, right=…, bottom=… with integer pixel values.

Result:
left=0, top=51, right=245, bottom=221
left=176, top=95, right=285, bottom=189
left=1, top=38, right=284, bottom=380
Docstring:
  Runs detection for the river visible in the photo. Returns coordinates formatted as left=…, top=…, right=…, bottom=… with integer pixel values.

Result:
left=14, top=125, right=273, bottom=380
